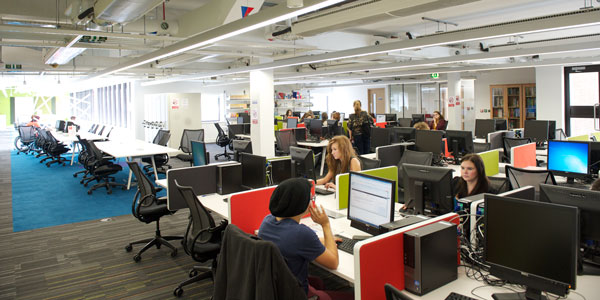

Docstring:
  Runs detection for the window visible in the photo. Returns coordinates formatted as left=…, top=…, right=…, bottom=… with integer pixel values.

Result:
left=201, top=93, right=222, bottom=122
left=69, top=82, right=131, bottom=128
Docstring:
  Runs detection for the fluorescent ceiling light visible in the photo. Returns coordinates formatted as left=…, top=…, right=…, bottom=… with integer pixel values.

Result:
left=45, top=35, right=85, bottom=65
left=90, top=0, right=346, bottom=79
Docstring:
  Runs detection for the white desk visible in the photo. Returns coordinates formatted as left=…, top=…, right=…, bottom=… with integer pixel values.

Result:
left=95, top=140, right=180, bottom=189
left=235, top=134, right=251, bottom=139
left=297, top=139, right=329, bottom=176
left=473, top=138, right=487, bottom=144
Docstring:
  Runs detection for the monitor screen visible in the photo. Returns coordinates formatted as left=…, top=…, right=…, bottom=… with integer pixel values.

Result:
left=475, top=119, right=495, bottom=139
left=228, top=124, right=245, bottom=137
left=415, top=130, right=444, bottom=155
left=292, top=111, right=301, bottom=118
left=347, top=172, right=395, bottom=236
left=524, top=120, right=550, bottom=143
left=484, top=194, right=578, bottom=298
left=233, top=140, right=252, bottom=162
left=287, top=117, right=298, bottom=129
left=390, top=127, right=415, bottom=143
left=371, top=127, right=391, bottom=150
left=238, top=113, right=250, bottom=123
left=294, top=128, right=306, bottom=142
left=270, top=159, right=292, bottom=185
left=56, top=120, right=66, bottom=132
left=290, top=146, right=315, bottom=180
left=444, top=130, right=474, bottom=159
left=376, top=115, right=386, bottom=123
left=402, top=164, right=453, bottom=215
left=309, top=119, right=322, bottom=138
left=590, top=142, right=600, bottom=174
left=191, top=141, right=207, bottom=166
left=376, top=144, right=404, bottom=167
left=410, top=114, right=425, bottom=126
left=547, top=140, right=590, bottom=176
left=494, top=119, right=508, bottom=131
left=237, top=116, right=244, bottom=124
left=240, top=153, right=266, bottom=189
left=385, top=114, right=397, bottom=122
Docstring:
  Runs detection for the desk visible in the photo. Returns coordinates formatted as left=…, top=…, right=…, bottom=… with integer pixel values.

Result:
left=297, top=139, right=329, bottom=176
left=95, top=139, right=180, bottom=189
left=473, top=138, right=486, bottom=144
left=53, top=132, right=105, bottom=165
left=235, top=134, right=251, bottom=139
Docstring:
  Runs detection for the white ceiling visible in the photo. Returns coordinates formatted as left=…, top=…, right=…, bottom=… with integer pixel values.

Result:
left=1, top=0, right=599, bottom=89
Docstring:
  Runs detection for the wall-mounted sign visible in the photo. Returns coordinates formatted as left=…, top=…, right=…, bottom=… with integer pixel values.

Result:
left=430, top=73, right=439, bottom=79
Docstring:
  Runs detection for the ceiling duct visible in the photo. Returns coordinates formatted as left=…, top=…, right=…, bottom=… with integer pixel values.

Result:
left=94, top=0, right=165, bottom=25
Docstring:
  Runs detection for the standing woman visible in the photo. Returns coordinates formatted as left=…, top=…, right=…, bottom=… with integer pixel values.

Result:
left=316, top=135, right=361, bottom=190
left=348, top=100, right=373, bottom=155
left=430, top=111, right=447, bottom=130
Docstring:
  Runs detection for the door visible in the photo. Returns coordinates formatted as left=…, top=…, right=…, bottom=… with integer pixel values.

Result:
left=368, top=88, right=386, bottom=115
left=564, top=65, right=600, bottom=136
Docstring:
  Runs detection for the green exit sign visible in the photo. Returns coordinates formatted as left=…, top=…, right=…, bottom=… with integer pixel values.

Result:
left=430, top=73, right=439, bottom=79
left=5, top=64, right=22, bottom=70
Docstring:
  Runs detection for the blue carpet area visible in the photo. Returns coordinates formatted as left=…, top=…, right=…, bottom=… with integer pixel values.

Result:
left=10, top=151, right=162, bottom=232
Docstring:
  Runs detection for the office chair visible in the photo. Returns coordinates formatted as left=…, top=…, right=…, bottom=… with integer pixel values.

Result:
left=275, top=129, right=297, bottom=155
left=176, top=129, right=204, bottom=165
left=142, top=129, right=171, bottom=177
left=502, top=137, right=532, bottom=163
left=473, top=142, right=490, bottom=153
left=505, top=165, right=556, bottom=194
left=37, top=129, right=70, bottom=167
left=88, top=124, right=97, bottom=133
left=214, top=123, right=232, bottom=161
left=86, top=141, right=126, bottom=194
left=125, top=162, right=182, bottom=262
left=15, top=125, right=36, bottom=155
left=212, top=224, right=306, bottom=300
left=384, top=283, right=414, bottom=300
left=97, top=125, right=106, bottom=136
left=488, top=176, right=510, bottom=194
left=359, top=156, right=381, bottom=170
left=172, top=180, right=228, bottom=297
left=73, top=135, right=92, bottom=178
left=397, top=150, right=433, bottom=189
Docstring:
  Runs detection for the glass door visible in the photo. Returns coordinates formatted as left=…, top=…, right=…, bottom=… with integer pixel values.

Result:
left=565, top=65, right=600, bottom=137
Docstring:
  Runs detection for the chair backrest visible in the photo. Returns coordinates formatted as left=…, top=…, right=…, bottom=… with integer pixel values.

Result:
left=275, top=130, right=296, bottom=154
left=359, top=156, right=381, bottom=170
left=503, top=137, right=532, bottom=161
left=191, top=140, right=208, bottom=166
left=214, top=123, right=230, bottom=146
left=18, top=126, right=36, bottom=143
left=384, top=283, right=413, bottom=300
left=88, top=124, right=97, bottom=133
left=489, top=176, right=510, bottom=194
left=398, top=150, right=433, bottom=188
left=153, top=129, right=171, bottom=146
left=505, top=165, right=556, bottom=193
left=97, top=125, right=106, bottom=136
left=179, top=129, right=205, bottom=153
left=174, top=180, right=217, bottom=247
left=126, top=161, right=159, bottom=220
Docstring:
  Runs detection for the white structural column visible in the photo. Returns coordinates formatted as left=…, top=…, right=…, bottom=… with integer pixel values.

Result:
left=250, top=61, right=275, bottom=157
left=446, top=72, right=462, bottom=130
left=536, top=66, right=564, bottom=130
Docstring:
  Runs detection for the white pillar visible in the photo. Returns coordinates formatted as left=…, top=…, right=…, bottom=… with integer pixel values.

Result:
left=446, top=73, right=462, bottom=130
left=536, top=66, right=564, bottom=130
left=250, top=64, right=275, bottom=158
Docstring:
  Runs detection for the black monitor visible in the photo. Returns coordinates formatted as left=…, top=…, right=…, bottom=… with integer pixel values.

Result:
left=494, top=119, right=508, bottom=131
left=233, top=140, right=252, bottom=162
left=524, top=120, right=551, bottom=143
left=590, top=142, right=600, bottom=175
left=475, top=119, right=495, bottom=139
left=444, top=130, right=474, bottom=161
left=243, top=123, right=251, bottom=134
left=292, top=111, right=301, bottom=118
left=228, top=124, right=245, bottom=137
left=484, top=194, right=578, bottom=299
left=547, top=140, right=590, bottom=182
left=384, top=114, right=397, bottom=122
left=191, top=141, right=207, bottom=166
left=390, top=127, right=416, bottom=143
left=294, top=127, right=306, bottom=142
left=286, top=117, right=298, bottom=129
left=548, top=120, right=556, bottom=140
left=238, top=113, right=250, bottom=123
left=415, top=130, right=444, bottom=156
left=326, top=119, right=341, bottom=137
left=539, top=184, right=600, bottom=275
left=290, top=146, right=315, bottom=180
left=240, top=153, right=266, bottom=189
left=370, top=127, right=391, bottom=150
left=397, top=118, right=412, bottom=127
left=347, top=172, right=395, bottom=236
left=313, top=111, right=321, bottom=119
left=410, top=114, right=425, bottom=126
left=376, top=144, right=404, bottom=167
left=309, top=119, right=322, bottom=139
left=56, top=120, right=66, bottom=132
left=497, top=186, right=535, bottom=200
left=402, top=164, right=454, bottom=215
left=269, top=158, right=292, bottom=185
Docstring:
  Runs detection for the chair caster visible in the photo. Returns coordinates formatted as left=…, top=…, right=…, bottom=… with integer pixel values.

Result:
left=173, top=287, right=183, bottom=297
left=189, top=269, right=198, bottom=277
left=107, top=190, right=112, bottom=194
left=125, top=244, right=133, bottom=252
left=73, top=174, right=77, bottom=178
left=171, top=249, right=178, bottom=257
left=133, top=254, right=141, bottom=262
left=214, top=155, right=218, bottom=160
left=87, top=190, right=92, bottom=195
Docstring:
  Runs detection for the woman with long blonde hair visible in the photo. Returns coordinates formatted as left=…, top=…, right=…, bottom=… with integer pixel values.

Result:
left=316, top=135, right=361, bottom=190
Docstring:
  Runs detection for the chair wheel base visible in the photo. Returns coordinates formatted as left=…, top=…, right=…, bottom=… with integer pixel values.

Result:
left=125, top=245, right=133, bottom=252
left=133, top=254, right=141, bottom=262
left=173, top=287, right=183, bottom=297
left=171, top=249, right=178, bottom=257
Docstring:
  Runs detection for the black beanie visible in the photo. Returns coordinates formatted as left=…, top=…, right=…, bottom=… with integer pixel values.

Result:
left=269, top=178, right=312, bottom=217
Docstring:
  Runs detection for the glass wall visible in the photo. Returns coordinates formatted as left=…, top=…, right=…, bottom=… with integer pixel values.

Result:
left=390, top=83, right=444, bottom=119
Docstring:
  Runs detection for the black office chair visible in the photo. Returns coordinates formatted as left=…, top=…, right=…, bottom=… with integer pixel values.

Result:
left=15, top=125, right=37, bottom=155
left=176, top=129, right=204, bottom=165
left=142, top=129, right=171, bottom=177
left=37, top=129, right=70, bottom=167
left=172, top=180, right=228, bottom=297
left=384, top=283, right=414, bottom=300
left=125, top=162, right=182, bottom=262
left=212, top=224, right=306, bottom=300
left=359, top=156, right=381, bottom=170
left=397, top=150, right=433, bottom=190
left=502, top=137, right=532, bottom=163
left=88, top=124, right=97, bottom=133
left=488, top=176, right=510, bottom=194
left=214, top=123, right=232, bottom=161
left=473, top=142, right=490, bottom=153
left=505, top=165, right=556, bottom=194
left=97, top=125, right=106, bottom=136
left=275, top=129, right=297, bottom=155
left=86, top=141, right=126, bottom=194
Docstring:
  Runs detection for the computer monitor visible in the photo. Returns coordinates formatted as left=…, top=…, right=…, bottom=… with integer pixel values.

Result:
left=397, top=118, right=412, bottom=127
left=385, top=114, right=397, bottom=122
left=228, top=124, right=245, bottom=137
left=497, top=186, right=535, bottom=200
left=233, top=139, right=252, bottom=162
left=539, top=184, right=600, bottom=275
left=309, top=119, right=322, bottom=139
left=240, top=153, right=266, bottom=189
left=484, top=194, right=578, bottom=299
left=370, top=127, right=390, bottom=150
left=390, top=127, right=416, bottom=143
left=313, top=111, right=321, bottom=119
left=191, top=141, right=207, bottom=166
left=415, top=130, right=444, bottom=156
left=56, top=120, right=66, bottom=132
left=269, top=158, right=292, bottom=185
left=326, top=119, right=341, bottom=137
left=548, top=120, right=556, bottom=140
left=494, top=119, right=508, bottom=131
left=237, top=116, right=244, bottom=124
left=347, top=172, right=395, bottom=236
left=410, top=114, right=425, bottom=126
left=589, top=142, right=600, bottom=175
left=475, top=119, right=495, bottom=139
left=294, top=127, right=306, bottom=142
left=524, top=120, right=551, bottom=143
left=376, top=115, right=386, bottom=123
left=376, top=144, right=404, bottom=167
left=238, top=113, right=250, bottom=123
left=292, top=111, right=301, bottom=118
left=547, top=140, right=590, bottom=182
left=290, top=146, right=315, bottom=180
left=444, top=130, right=474, bottom=161
left=402, top=164, right=454, bottom=215
left=286, top=117, right=298, bottom=129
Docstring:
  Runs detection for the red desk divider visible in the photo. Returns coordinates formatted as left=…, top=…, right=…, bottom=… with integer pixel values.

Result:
left=443, top=138, right=453, bottom=158
left=511, top=142, right=536, bottom=168
left=375, top=122, right=387, bottom=128
left=297, top=123, right=306, bottom=128
left=229, top=186, right=277, bottom=234
left=354, top=212, right=460, bottom=300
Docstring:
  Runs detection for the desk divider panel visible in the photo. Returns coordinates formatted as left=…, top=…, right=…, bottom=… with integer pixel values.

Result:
left=443, top=137, right=452, bottom=158
left=479, top=149, right=500, bottom=176
left=510, top=142, right=536, bottom=168
left=229, top=186, right=277, bottom=234
left=334, top=166, right=398, bottom=210
left=353, top=212, right=460, bottom=300
left=567, top=134, right=589, bottom=141
left=375, top=122, right=386, bottom=128
left=166, top=165, right=218, bottom=210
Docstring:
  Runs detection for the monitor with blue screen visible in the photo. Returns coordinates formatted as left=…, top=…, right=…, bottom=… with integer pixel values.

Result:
left=347, top=172, right=395, bottom=236
left=547, top=140, right=590, bottom=181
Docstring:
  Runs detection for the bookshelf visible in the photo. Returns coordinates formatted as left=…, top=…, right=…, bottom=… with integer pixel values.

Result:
left=225, top=95, right=250, bottom=119
left=490, top=84, right=536, bottom=129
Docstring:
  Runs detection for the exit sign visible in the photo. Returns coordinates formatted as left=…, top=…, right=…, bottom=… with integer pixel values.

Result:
left=5, top=64, right=22, bottom=70
left=430, top=73, right=439, bottom=79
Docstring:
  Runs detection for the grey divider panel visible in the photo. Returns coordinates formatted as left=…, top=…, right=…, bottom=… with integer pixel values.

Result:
left=167, top=165, right=218, bottom=210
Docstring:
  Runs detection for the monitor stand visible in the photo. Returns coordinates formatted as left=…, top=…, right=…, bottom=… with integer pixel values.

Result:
left=492, top=287, right=549, bottom=300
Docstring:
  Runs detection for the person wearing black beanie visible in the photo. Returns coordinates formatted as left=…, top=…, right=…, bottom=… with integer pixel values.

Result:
left=259, top=178, right=353, bottom=300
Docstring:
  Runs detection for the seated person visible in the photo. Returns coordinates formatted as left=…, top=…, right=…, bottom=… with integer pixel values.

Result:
left=26, top=115, right=40, bottom=128
left=258, top=178, right=353, bottom=300
left=321, top=112, right=329, bottom=125
left=300, top=111, right=314, bottom=123
left=453, top=153, right=490, bottom=198
left=316, top=136, right=361, bottom=190
left=413, top=121, right=430, bottom=130
left=428, top=111, right=447, bottom=131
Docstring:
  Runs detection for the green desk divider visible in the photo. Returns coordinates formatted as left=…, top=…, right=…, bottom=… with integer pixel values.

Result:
left=567, top=134, right=589, bottom=141
left=277, top=120, right=283, bottom=130
left=591, top=132, right=600, bottom=141
left=342, top=121, right=348, bottom=134
left=479, top=149, right=500, bottom=176
left=334, top=166, right=398, bottom=210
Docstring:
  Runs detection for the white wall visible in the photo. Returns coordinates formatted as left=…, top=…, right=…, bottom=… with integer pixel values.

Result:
left=309, top=85, right=389, bottom=117
left=535, top=66, right=564, bottom=130
left=473, top=68, right=536, bottom=120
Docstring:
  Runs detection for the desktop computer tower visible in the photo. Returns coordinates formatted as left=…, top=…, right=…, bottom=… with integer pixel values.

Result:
left=217, top=164, right=242, bottom=195
left=404, top=221, right=457, bottom=295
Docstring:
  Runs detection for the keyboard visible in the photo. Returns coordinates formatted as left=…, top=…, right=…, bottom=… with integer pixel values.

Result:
left=336, top=235, right=358, bottom=254
left=444, top=292, right=478, bottom=300
left=315, top=187, right=334, bottom=195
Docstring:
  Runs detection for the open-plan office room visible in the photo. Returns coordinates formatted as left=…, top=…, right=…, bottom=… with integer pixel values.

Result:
left=2, top=0, right=600, bottom=299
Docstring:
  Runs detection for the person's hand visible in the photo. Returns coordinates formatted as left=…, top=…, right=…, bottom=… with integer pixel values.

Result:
left=324, top=182, right=336, bottom=190
left=309, top=204, right=329, bottom=226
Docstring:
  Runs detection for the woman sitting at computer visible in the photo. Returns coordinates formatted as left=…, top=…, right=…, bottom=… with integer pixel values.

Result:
left=300, top=111, right=314, bottom=122
left=316, top=135, right=361, bottom=190
left=453, top=153, right=490, bottom=198
left=429, top=111, right=447, bottom=131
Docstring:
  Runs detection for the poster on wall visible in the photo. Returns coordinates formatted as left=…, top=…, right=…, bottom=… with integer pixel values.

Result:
left=171, top=98, right=179, bottom=110
left=448, top=97, right=455, bottom=107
